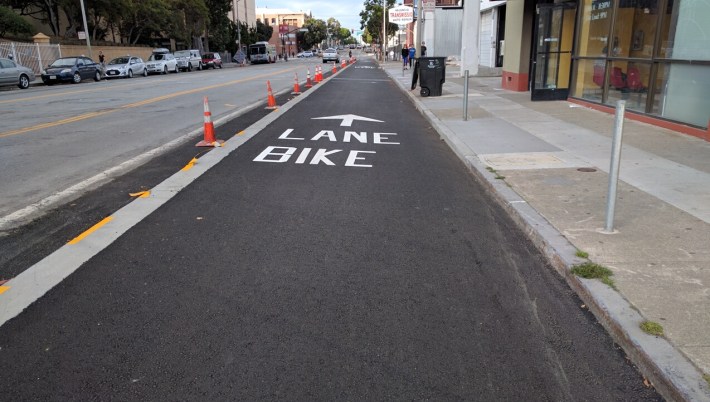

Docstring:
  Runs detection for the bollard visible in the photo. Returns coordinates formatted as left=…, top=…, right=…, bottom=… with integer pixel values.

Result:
left=604, top=100, right=626, bottom=233
left=463, top=70, right=469, bottom=121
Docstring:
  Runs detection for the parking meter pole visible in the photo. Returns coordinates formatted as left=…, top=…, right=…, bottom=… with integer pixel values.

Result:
left=463, top=70, right=469, bottom=121
left=604, top=100, right=626, bottom=233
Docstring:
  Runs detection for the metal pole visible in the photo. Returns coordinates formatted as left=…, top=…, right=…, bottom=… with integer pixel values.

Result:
left=382, top=0, right=386, bottom=62
left=415, top=0, right=423, bottom=57
left=463, top=69, right=469, bottom=121
left=604, top=100, right=626, bottom=233
left=79, top=0, right=92, bottom=59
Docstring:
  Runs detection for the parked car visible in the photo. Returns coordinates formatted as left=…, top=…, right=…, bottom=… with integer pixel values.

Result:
left=201, top=52, right=222, bottom=69
left=297, top=51, right=314, bottom=58
left=145, top=48, right=179, bottom=75
left=322, top=48, right=339, bottom=63
left=41, top=56, right=102, bottom=85
left=0, top=57, right=36, bottom=89
left=174, top=49, right=202, bottom=71
left=104, top=56, right=147, bottom=78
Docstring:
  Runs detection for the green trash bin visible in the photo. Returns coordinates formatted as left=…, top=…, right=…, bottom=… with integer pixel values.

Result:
left=417, top=57, right=446, bottom=97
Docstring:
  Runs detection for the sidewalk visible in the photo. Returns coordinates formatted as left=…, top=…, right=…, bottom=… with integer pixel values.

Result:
left=380, top=60, right=710, bottom=400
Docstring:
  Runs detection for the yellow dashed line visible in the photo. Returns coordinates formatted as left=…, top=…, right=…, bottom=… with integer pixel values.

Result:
left=0, top=286, right=9, bottom=295
left=0, top=67, right=300, bottom=139
left=181, top=158, right=198, bottom=171
left=68, top=216, right=114, bottom=245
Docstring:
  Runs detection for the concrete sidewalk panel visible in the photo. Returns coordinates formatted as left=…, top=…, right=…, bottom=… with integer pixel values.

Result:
left=445, top=118, right=560, bottom=154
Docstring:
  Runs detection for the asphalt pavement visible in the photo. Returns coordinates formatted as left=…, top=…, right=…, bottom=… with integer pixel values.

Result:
left=0, top=56, right=663, bottom=399
left=383, top=58, right=710, bottom=401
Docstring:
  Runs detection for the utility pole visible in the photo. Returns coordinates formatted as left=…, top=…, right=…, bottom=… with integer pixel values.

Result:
left=415, top=0, right=422, bottom=57
left=79, top=0, right=92, bottom=59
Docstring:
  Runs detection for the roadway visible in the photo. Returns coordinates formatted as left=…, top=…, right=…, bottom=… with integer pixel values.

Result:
left=0, top=57, right=321, bottom=225
left=0, top=53, right=661, bottom=399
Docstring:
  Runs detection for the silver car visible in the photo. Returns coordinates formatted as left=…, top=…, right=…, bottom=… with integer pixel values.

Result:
left=104, top=56, right=147, bottom=78
left=145, top=49, right=179, bottom=75
left=174, top=49, right=202, bottom=71
left=0, top=57, right=36, bottom=89
left=322, top=48, right=339, bottom=63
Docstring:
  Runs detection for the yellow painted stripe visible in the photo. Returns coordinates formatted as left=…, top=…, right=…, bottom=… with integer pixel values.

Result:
left=68, top=216, right=113, bottom=245
left=0, top=67, right=300, bottom=140
left=237, top=130, right=245, bottom=136
left=181, top=158, right=198, bottom=171
left=129, top=191, right=150, bottom=198
left=0, top=286, right=9, bottom=295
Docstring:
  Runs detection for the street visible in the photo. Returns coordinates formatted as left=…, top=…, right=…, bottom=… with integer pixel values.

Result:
left=0, top=53, right=661, bottom=399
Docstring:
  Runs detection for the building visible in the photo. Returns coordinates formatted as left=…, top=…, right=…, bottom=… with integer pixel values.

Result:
left=229, top=0, right=257, bottom=30
left=498, top=0, right=710, bottom=139
left=254, top=8, right=310, bottom=57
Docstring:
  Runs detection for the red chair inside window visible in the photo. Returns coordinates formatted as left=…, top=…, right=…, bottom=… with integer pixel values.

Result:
left=610, top=67, right=627, bottom=89
left=593, top=64, right=605, bottom=87
left=627, top=66, right=646, bottom=92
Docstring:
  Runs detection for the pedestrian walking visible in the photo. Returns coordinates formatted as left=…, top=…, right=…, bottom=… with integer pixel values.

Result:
left=401, top=45, right=409, bottom=70
left=408, top=45, right=416, bottom=68
left=421, top=42, right=427, bottom=57
left=98, top=51, right=105, bottom=66
left=388, top=49, right=394, bottom=61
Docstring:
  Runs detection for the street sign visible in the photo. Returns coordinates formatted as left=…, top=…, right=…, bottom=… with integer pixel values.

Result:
left=388, top=5, right=414, bottom=24
left=279, top=24, right=289, bottom=34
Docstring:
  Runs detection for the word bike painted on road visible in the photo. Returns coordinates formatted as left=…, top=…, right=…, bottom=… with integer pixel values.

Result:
left=254, top=128, right=400, bottom=168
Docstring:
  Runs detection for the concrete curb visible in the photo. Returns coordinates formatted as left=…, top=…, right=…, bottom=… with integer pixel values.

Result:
left=380, top=61, right=710, bottom=402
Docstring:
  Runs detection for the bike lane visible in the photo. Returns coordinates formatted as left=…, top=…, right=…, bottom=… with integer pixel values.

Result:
left=0, top=58, right=659, bottom=400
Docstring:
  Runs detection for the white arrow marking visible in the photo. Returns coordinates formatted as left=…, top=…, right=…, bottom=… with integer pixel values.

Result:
left=311, top=114, right=384, bottom=127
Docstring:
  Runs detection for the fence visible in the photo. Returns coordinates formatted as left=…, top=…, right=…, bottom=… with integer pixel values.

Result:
left=0, top=41, right=153, bottom=75
left=0, top=41, right=61, bottom=76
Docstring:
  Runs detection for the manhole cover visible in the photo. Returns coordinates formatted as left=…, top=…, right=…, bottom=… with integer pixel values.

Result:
left=577, top=167, right=597, bottom=172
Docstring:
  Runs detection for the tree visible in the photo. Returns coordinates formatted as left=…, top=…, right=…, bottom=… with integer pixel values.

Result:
left=359, top=0, right=398, bottom=47
left=0, top=5, right=33, bottom=37
left=203, top=0, right=232, bottom=51
left=1, top=0, right=62, bottom=36
left=302, top=17, right=326, bottom=49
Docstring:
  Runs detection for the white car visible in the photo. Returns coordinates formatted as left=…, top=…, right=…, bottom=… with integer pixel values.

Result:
left=322, top=48, right=339, bottom=63
left=145, top=49, right=179, bottom=75
left=104, top=56, right=147, bottom=78
left=297, top=51, right=314, bottom=58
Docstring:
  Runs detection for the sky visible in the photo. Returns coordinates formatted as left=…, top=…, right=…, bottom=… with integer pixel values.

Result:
left=256, top=1, right=367, bottom=32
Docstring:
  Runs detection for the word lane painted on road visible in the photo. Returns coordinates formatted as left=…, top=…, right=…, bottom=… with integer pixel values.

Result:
left=253, top=114, right=399, bottom=168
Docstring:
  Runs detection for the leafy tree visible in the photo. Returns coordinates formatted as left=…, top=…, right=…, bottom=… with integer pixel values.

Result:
left=254, top=19, right=272, bottom=42
left=359, top=0, right=398, bottom=46
left=0, top=5, right=33, bottom=37
left=119, top=0, right=172, bottom=45
left=171, top=0, right=208, bottom=48
left=1, top=0, right=62, bottom=36
left=203, top=0, right=232, bottom=51
left=302, top=17, right=326, bottom=49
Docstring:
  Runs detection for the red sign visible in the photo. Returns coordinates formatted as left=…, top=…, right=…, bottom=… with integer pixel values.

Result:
left=279, top=24, right=289, bottom=34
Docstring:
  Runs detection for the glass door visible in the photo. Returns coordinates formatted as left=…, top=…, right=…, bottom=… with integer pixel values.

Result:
left=531, top=3, right=577, bottom=101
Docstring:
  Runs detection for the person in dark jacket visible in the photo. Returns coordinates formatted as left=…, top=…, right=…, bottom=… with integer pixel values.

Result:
left=401, top=46, right=409, bottom=69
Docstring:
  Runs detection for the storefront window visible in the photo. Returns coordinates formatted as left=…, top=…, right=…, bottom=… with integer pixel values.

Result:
left=604, top=61, right=651, bottom=112
left=659, top=0, right=710, bottom=60
left=571, top=59, right=604, bottom=102
left=611, top=0, right=658, bottom=59
left=653, top=63, right=710, bottom=127
left=576, top=0, right=612, bottom=57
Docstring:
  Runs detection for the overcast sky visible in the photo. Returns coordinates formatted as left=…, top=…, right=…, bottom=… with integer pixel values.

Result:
left=256, top=1, right=367, bottom=31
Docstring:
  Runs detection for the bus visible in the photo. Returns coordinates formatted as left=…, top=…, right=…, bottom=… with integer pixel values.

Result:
left=249, top=42, right=277, bottom=64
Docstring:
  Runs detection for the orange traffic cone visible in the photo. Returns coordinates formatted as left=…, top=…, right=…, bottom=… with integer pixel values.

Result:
left=196, top=96, right=224, bottom=147
left=315, top=66, right=321, bottom=83
left=341, top=59, right=346, bottom=69
left=332, top=62, right=337, bottom=73
left=292, top=73, right=301, bottom=95
left=306, top=68, right=313, bottom=88
left=266, top=80, right=278, bottom=109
